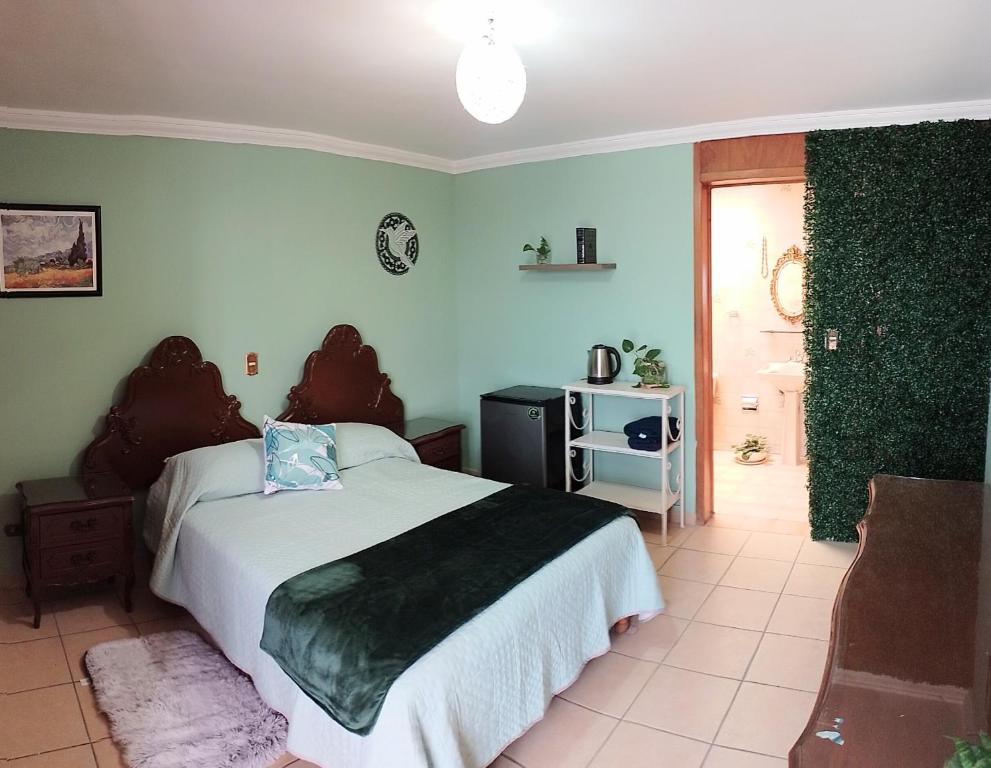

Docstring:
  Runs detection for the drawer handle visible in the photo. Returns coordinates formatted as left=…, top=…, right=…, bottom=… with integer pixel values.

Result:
left=70, top=551, right=97, bottom=567
left=69, top=518, right=100, bottom=532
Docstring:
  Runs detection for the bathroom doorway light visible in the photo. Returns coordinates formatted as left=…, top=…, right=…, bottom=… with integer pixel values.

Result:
left=456, top=18, right=526, bottom=124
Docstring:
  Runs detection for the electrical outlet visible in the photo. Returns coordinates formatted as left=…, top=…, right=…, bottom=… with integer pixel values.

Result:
left=4, top=523, right=23, bottom=537
left=245, top=352, right=258, bottom=376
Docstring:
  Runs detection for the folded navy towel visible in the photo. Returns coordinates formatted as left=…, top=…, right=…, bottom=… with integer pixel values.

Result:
left=623, top=416, right=681, bottom=442
left=624, top=416, right=663, bottom=439
left=628, top=435, right=662, bottom=452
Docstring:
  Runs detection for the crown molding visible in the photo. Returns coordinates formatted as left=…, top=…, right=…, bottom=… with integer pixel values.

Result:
left=449, top=98, right=991, bottom=173
left=2, top=99, right=989, bottom=175
left=0, top=106, right=458, bottom=173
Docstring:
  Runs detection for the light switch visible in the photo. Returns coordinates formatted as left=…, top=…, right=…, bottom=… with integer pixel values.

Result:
left=245, top=352, right=258, bottom=376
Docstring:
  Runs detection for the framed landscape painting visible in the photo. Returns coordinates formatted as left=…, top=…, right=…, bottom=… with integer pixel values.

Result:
left=0, top=204, right=102, bottom=297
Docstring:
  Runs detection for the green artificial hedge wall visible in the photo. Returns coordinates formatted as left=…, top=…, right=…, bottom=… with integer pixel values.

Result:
left=804, top=120, right=991, bottom=541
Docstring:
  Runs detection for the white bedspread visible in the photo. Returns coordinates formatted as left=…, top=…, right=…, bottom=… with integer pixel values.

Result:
left=148, top=458, right=664, bottom=768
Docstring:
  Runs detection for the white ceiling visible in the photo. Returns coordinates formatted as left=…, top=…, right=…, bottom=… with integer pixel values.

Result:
left=1, top=0, right=988, bottom=166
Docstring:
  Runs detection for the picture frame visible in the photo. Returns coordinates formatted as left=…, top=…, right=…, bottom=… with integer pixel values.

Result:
left=0, top=203, right=102, bottom=297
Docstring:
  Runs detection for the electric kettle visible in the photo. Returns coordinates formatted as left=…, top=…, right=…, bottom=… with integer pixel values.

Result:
left=587, top=345, right=621, bottom=384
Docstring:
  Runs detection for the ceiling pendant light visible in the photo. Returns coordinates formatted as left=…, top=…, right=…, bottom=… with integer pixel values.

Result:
left=456, top=18, right=526, bottom=125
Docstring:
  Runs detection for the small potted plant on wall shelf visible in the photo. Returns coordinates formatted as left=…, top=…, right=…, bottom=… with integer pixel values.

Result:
left=523, top=236, right=551, bottom=265
left=944, top=733, right=991, bottom=767
left=622, top=339, right=669, bottom=388
left=733, top=434, right=769, bottom=465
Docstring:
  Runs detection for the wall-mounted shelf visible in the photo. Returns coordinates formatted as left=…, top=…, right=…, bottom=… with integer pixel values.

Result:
left=519, top=263, right=616, bottom=272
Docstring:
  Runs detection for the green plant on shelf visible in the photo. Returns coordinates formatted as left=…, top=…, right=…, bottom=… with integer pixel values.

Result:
left=944, top=733, right=991, bottom=767
left=621, top=339, right=669, bottom=388
left=523, top=236, right=551, bottom=265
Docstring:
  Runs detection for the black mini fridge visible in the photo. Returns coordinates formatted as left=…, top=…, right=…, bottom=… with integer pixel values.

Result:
left=480, top=386, right=569, bottom=489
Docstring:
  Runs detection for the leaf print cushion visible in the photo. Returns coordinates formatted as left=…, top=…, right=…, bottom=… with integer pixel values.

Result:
left=263, top=416, right=343, bottom=495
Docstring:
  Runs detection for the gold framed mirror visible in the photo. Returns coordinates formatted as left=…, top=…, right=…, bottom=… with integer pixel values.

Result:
left=770, top=245, right=805, bottom=324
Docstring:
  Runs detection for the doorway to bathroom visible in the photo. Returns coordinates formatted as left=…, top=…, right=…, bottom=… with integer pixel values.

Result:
left=693, top=134, right=807, bottom=525
left=709, top=183, right=809, bottom=523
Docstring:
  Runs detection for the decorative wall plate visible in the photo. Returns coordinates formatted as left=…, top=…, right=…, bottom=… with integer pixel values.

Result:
left=375, top=212, right=419, bottom=276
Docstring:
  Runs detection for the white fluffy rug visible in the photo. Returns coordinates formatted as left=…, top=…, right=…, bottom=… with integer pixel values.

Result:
left=85, top=630, right=288, bottom=768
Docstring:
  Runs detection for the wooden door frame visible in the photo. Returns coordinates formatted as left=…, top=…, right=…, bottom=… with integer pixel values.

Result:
left=693, top=135, right=806, bottom=524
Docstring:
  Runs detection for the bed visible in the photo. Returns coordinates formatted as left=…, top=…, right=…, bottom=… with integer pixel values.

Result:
left=83, top=325, right=664, bottom=768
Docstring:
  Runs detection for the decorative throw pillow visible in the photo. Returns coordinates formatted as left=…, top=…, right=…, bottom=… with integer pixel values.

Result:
left=263, top=416, right=343, bottom=495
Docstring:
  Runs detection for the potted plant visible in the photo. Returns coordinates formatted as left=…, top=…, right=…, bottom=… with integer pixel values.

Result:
left=523, top=236, right=551, bottom=265
left=944, top=733, right=991, bottom=767
left=621, top=339, right=669, bottom=388
left=733, top=434, right=768, bottom=465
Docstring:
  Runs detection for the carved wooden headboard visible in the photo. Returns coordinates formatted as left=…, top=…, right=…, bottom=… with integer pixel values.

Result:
left=83, top=336, right=260, bottom=489
left=277, top=324, right=404, bottom=432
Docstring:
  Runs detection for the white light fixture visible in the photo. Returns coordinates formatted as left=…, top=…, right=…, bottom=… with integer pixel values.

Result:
left=456, top=18, right=526, bottom=125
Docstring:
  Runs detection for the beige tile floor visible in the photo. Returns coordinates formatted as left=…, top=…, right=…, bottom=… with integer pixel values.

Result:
left=1, top=513, right=857, bottom=768
left=0, top=565, right=319, bottom=768
left=713, top=450, right=810, bottom=523
left=499, top=517, right=857, bottom=768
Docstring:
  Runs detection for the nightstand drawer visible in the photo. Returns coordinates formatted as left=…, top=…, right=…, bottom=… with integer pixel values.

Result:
left=40, top=540, right=122, bottom=581
left=38, top=507, right=125, bottom=549
left=416, top=433, right=460, bottom=466
left=18, top=473, right=136, bottom=629
left=38, top=505, right=123, bottom=548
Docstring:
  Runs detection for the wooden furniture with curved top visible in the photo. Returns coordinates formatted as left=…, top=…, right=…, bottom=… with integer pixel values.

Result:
left=82, top=335, right=260, bottom=490
left=402, top=418, right=465, bottom=471
left=790, top=474, right=991, bottom=767
left=277, top=324, right=405, bottom=431
left=16, top=336, right=257, bottom=628
left=18, top=473, right=135, bottom=628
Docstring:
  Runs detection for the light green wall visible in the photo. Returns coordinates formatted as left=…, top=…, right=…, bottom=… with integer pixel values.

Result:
left=2, top=127, right=986, bottom=582
left=0, top=129, right=455, bottom=573
left=451, top=147, right=696, bottom=511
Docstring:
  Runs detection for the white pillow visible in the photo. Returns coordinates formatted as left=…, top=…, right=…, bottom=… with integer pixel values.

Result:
left=168, top=438, right=265, bottom=500
left=145, top=438, right=264, bottom=552
left=334, top=423, right=420, bottom=470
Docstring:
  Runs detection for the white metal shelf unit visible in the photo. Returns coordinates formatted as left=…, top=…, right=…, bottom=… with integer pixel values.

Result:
left=562, top=380, right=686, bottom=545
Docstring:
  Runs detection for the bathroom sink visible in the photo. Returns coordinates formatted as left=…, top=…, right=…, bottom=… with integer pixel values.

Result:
left=758, top=360, right=806, bottom=393
left=758, top=361, right=806, bottom=466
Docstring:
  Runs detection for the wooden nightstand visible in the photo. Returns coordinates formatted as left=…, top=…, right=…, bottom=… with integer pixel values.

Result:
left=403, top=418, right=465, bottom=472
left=17, top=473, right=135, bottom=629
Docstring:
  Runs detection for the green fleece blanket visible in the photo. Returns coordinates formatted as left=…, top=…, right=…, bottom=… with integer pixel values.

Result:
left=259, top=485, right=630, bottom=735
